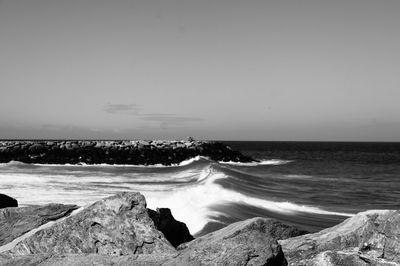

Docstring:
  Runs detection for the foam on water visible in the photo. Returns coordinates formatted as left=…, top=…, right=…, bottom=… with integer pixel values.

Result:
left=0, top=160, right=353, bottom=235
left=26, top=156, right=206, bottom=168
left=143, top=167, right=353, bottom=234
left=1, top=157, right=284, bottom=169
left=219, top=159, right=292, bottom=166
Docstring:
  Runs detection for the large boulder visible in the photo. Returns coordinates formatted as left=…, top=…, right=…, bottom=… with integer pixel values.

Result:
left=148, top=208, right=194, bottom=248
left=0, top=216, right=304, bottom=266
left=0, top=194, right=18, bottom=209
left=0, top=204, right=78, bottom=246
left=28, top=144, right=45, bottom=153
left=280, top=210, right=400, bottom=266
left=0, top=192, right=318, bottom=266
left=3, top=192, right=176, bottom=257
left=165, top=217, right=304, bottom=266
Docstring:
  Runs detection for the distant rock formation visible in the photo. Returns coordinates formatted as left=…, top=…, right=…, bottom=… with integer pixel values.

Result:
left=0, top=140, right=255, bottom=165
left=280, top=210, right=400, bottom=265
left=0, top=194, right=18, bottom=209
left=0, top=193, right=399, bottom=265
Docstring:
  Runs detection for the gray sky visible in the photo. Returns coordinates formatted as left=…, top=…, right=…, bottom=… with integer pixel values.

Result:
left=1, top=0, right=400, bottom=141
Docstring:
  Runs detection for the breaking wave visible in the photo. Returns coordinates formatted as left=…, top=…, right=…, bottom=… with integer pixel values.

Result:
left=0, top=158, right=353, bottom=235
left=219, top=159, right=292, bottom=166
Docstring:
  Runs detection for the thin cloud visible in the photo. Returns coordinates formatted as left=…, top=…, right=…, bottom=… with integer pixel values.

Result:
left=101, top=104, right=204, bottom=128
left=141, top=114, right=204, bottom=125
left=102, top=104, right=141, bottom=115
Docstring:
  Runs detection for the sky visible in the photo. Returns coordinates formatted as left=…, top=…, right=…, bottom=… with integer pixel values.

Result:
left=1, top=0, right=400, bottom=141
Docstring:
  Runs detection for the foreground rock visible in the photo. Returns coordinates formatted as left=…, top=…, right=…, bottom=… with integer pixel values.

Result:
left=0, top=193, right=303, bottom=266
left=2, top=193, right=175, bottom=257
left=0, top=217, right=303, bottom=266
left=0, top=204, right=78, bottom=246
left=166, top=217, right=304, bottom=266
left=0, top=140, right=255, bottom=165
left=279, top=210, right=400, bottom=265
left=0, top=194, right=18, bottom=209
left=0, top=253, right=175, bottom=266
left=148, top=208, right=194, bottom=248
left=2, top=192, right=398, bottom=266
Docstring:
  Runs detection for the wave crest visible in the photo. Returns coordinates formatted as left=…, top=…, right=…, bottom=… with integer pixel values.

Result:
left=219, top=159, right=292, bottom=166
left=0, top=156, right=210, bottom=168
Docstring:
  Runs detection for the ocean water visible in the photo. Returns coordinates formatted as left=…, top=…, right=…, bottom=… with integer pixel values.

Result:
left=1, top=141, right=399, bottom=237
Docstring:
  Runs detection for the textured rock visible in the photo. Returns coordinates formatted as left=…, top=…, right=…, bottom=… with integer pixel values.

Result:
left=148, top=208, right=194, bottom=248
left=0, top=204, right=78, bottom=246
left=0, top=194, right=18, bottom=209
left=280, top=210, right=400, bottom=266
left=0, top=253, right=175, bottom=266
left=0, top=215, right=303, bottom=266
left=4, top=192, right=176, bottom=257
left=166, top=217, right=304, bottom=266
left=0, top=140, right=255, bottom=165
left=298, top=250, right=397, bottom=266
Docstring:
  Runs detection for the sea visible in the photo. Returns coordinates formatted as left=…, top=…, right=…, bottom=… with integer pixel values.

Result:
left=1, top=141, right=399, bottom=237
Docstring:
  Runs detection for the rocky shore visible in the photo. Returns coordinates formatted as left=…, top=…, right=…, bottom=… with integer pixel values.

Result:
left=0, top=193, right=398, bottom=265
left=0, top=140, right=254, bottom=165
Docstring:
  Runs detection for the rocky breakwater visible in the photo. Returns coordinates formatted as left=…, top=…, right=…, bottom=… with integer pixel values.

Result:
left=0, top=192, right=302, bottom=266
left=0, top=192, right=398, bottom=266
left=0, top=140, right=254, bottom=165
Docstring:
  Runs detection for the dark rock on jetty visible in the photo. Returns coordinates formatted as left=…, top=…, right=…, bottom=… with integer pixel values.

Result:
left=279, top=210, right=400, bottom=265
left=148, top=208, right=194, bottom=248
left=0, top=140, right=255, bottom=165
left=0, top=194, right=18, bottom=209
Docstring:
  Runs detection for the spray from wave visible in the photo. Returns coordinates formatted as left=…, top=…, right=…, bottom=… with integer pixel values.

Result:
left=1, top=156, right=290, bottom=169
left=144, top=166, right=353, bottom=235
left=219, top=159, right=292, bottom=166
left=0, top=157, right=353, bottom=235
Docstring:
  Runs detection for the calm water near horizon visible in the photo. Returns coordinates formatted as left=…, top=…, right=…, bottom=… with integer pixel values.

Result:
left=1, top=141, right=399, bottom=236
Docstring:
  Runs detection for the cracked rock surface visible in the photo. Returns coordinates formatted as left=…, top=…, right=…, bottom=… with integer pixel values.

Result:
left=165, top=217, right=304, bottom=266
left=0, top=204, right=78, bottom=246
left=279, top=210, right=400, bottom=266
left=2, top=192, right=176, bottom=257
left=1, top=192, right=399, bottom=266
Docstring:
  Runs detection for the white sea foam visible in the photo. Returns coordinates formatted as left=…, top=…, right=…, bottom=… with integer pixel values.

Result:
left=144, top=167, right=353, bottom=234
left=219, top=159, right=292, bottom=166
left=0, top=160, right=27, bottom=167
left=20, top=155, right=207, bottom=168
left=0, top=162, right=353, bottom=236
